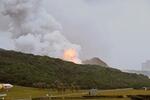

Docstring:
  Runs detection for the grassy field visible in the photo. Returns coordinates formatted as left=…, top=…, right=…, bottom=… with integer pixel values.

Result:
left=98, top=88, right=150, bottom=95
left=2, top=86, right=49, bottom=100
left=2, top=86, right=87, bottom=100
left=1, top=86, right=150, bottom=100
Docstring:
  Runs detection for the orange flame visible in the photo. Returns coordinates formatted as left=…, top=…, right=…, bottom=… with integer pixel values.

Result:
left=63, top=48, right=81, bottom=64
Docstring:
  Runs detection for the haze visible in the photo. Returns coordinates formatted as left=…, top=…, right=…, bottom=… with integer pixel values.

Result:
left=0, top=0, right=150, bottom=70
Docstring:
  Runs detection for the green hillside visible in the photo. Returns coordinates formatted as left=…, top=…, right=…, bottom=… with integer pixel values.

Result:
left=0, top=48, right=150, bottom=89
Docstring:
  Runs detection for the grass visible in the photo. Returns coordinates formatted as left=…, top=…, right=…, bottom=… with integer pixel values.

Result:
left=1, top=86, right=150, bottom=100
left=2, top=86, right=86, bottom=100
left=99, top=88, right=150, bottom=96
left=3, top=86, right=50, bottom=100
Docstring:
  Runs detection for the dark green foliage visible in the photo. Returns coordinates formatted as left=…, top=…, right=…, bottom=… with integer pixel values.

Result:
left=0, top=49, right=150, bottom=89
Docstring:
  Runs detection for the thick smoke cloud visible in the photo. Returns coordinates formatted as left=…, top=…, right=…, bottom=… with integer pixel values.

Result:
left=1, top=0, right=81, bottom=62
left=1, top=0, right=150, bottom=69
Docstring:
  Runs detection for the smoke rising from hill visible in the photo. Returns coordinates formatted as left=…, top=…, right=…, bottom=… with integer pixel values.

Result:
left=1, top=0, right=81, bottom=63
left=1, top=0, right=150, bottom=69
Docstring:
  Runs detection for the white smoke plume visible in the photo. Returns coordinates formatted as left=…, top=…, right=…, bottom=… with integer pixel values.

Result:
left=1, top=0, right=81, bottom=63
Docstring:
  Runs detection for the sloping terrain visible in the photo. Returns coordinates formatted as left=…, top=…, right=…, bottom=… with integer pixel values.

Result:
left=0, top=49, right=150, bottom=89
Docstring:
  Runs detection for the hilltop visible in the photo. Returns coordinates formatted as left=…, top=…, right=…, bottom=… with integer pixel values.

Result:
left=82, top=57, right=109, bottom=67
left=0, top=49, right=150, bottom=89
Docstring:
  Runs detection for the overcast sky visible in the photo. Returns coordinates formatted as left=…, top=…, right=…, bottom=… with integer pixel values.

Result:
left=1, top=0, right=150, bottom=70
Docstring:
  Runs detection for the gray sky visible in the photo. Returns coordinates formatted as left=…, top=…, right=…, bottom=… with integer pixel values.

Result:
left=1, top=0, right=150, bottom=70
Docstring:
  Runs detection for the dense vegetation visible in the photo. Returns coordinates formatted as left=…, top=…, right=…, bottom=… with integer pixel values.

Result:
left=0, top=48, right=150, bottom=89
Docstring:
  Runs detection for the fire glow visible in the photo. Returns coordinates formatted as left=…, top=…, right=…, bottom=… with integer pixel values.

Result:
left=63, top=48, right=81, bottom=64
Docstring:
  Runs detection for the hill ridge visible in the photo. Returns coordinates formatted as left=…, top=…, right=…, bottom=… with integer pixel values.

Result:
left=0, top=49, right=150, bottom=89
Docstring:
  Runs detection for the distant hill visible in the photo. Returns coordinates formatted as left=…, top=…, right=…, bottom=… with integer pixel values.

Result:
left=123, top=70, right=150, bottom=78
left=82, top=57, right=108, bottom=67
left=0, top=49, right=150, bottom=89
